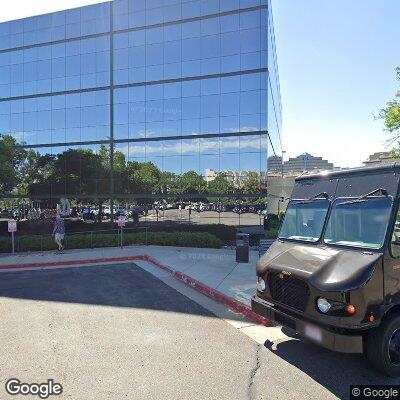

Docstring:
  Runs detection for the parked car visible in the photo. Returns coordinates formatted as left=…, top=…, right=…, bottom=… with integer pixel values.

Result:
left=138, top=205, right=149, bottom=216
left=174, top=202, right=186, bottom=210
left=233, top=205, right=247, bottom=214
left=197, top=203, right=212, bottom=212
left=11, top=208, right=21, bottom=219
left=212, top=203, right=227, bottom=213
left=114, top=205, right=128, bottom=217
left=247, top=205, right=256, bottom=213
left=82, top=207, right=95, bottom=220
left=130, top=205, right=148, bottom=217
left=0, top=210, right=11, bottom=219
left=93, top=205, right=124, bottom=218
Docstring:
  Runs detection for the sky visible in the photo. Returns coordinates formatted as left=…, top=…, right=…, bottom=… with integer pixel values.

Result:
left=272, top=0, right=400, bottom=167
left=0, top=0, right=399, bottom=168
left=0, top=0, right=108, bottom=22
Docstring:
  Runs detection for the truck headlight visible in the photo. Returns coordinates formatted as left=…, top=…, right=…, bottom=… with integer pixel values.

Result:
left=257, top=277, right=266, bottom=291
left=317, top=298, right=332, bottom=313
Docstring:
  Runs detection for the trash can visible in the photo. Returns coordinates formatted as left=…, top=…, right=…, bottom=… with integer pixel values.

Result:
left=236, top=233, right=249, bottom=263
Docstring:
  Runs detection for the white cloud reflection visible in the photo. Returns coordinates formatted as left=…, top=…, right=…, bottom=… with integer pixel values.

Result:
left=116, top=136, right=264, bottom=158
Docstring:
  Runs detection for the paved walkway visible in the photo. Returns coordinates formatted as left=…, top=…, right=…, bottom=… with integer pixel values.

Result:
left=0, top=245, right=258, bottom=307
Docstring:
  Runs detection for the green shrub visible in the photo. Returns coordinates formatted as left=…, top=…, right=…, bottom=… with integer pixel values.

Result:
left=13, top=235, right=56, bottom=252
left=265, top=228, right=279, bottom=239
left=12, top=219, right=237, bottom=244
left=145, top=223, right=236, bottom=243
left=264, top=214, right=282, bottom=230
left=0, top=237, right=11, bottom=253
left=122, top=231, right=222, bottom=249
left=0, top=231, right=222, bottom=253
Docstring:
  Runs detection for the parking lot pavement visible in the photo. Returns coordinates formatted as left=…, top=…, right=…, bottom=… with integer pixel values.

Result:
left=0, top=245, right=261, bottom=308
left=142, top=209, right=264, bottom=227
left=0, top=262, right=397, bottom=400
left=0, top=263, right=259, bottom=400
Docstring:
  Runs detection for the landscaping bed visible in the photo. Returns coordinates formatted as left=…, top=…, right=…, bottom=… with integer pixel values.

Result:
left=0, top=231, right=222, bottom=253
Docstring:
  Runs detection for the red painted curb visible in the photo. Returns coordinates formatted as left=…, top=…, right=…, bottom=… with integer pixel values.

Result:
left=0, top=254, right=270, bottom=326
left=143, top=255, right=270, bottom=326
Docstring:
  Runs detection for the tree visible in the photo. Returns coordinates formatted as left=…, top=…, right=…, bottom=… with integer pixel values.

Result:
left=175, top=171, right=207, bottom=196
left=207, top=173, right=235, bottom=195
left=21, top=151, right=56, bottom=195
left=0, top=135, right=27, bottom=194
left=99, top=145, right=127, bottom=195
left=241, top=171, right=260, bottom=194
left=28, top=149, right=108, bottom=197
left=127, top=161, right=161, bottom=194
left=381, top=67, right=400, bottom=143
left=158, top=171, right=178, bottom=196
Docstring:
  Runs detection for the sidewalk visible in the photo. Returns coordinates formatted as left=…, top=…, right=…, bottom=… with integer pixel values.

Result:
left=0, top=245, right=265, bottom=323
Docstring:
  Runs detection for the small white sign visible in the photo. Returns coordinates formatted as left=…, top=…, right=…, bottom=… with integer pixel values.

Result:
left=8, top=219, right=17, bottom=233
left=117, top=216, right=126, bottom=227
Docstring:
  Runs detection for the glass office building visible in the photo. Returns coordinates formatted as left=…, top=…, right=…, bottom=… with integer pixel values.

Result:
left=0, top=0, right=281, bottom=225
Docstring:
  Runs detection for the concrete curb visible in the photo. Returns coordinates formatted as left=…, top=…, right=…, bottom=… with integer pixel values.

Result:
left=142, top=255, right=270, bottom=326
left=0, top=254, right=270, bottom=326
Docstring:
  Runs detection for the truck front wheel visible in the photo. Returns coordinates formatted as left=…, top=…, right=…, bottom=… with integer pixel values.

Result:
left=366, top=314, right=400, bottom=377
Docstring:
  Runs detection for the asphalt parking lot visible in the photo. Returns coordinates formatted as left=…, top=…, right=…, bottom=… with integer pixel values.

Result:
left=0, top=263, right=397, bottom=400
left=0, top=210, right=264, bottom=233
left=143, top=209, right=264, bottom=227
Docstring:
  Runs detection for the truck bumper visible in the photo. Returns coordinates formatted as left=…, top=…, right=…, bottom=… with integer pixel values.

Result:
left=252, top=295, right=364, bottom=354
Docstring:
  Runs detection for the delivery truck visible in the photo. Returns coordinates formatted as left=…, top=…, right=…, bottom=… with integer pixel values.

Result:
left=252, top=163, right=400, bottom=376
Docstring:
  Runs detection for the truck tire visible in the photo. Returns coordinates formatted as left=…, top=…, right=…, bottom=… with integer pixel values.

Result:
left=366, top=314, right=400, bottom=376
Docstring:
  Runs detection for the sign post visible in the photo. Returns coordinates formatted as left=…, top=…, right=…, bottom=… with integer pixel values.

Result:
left=8, top=219, right=17, bottom=253
left=117, top=216, right=126, bottom=248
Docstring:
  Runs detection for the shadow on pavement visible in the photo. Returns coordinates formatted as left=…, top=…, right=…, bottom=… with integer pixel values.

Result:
left=0, top=263, right=242, bottom=320
left=3, top=263, right=399, bottom=395
left=265, top=335, right=400, bottom=398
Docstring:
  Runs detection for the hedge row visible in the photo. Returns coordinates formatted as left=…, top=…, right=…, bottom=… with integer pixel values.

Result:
left=0, top=231, right=222, bottom=253
left=1, top=220, right=237, bottom=243
left=144, top=223, right=236, bottom=242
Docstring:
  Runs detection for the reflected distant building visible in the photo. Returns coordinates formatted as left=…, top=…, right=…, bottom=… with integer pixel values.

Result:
left=0, top=1, right=282, bottom=227
left=364, top=152, right=399, bottom=166
left=268, top=153, right=334, bottom=174
left=204, top=168, right=260, bottom=189
left=204, top=168, right=217, bottom=183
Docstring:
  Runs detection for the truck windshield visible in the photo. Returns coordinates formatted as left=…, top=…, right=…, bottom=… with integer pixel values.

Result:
left=324, top=197, right=392, bottom=249
left=279, top=199, right=329, bottom=242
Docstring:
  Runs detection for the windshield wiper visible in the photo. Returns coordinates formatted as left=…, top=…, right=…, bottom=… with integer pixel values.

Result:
left=359, top=188, right=388, bottom=199
left=336, top=188, right=389, bottom=206
left=294, top=192, right=329, bottom=204
left=309, top=192, right=329, bottom=200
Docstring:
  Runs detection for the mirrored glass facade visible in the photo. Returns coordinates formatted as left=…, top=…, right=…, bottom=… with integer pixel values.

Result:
left=0, top=0, right=281, bottom=226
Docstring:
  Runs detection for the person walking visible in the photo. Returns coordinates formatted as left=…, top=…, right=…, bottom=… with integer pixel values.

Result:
left=53, top=214, right=65, bottom=251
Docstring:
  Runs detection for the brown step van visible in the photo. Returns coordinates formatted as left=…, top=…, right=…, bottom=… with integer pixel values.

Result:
left=252, top=163, right=400, bottom=376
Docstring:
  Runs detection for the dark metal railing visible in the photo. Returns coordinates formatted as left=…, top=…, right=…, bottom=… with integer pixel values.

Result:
left=1, top=226, right=150, bottom=254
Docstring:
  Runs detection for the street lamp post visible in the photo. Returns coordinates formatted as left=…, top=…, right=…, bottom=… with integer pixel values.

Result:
left=279, top=151, right=286, bottom=215
left=302, top=152, right=309, bottom=172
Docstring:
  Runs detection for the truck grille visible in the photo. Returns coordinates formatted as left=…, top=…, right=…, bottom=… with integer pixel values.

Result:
left=267, top=272, right=310, bottom=312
